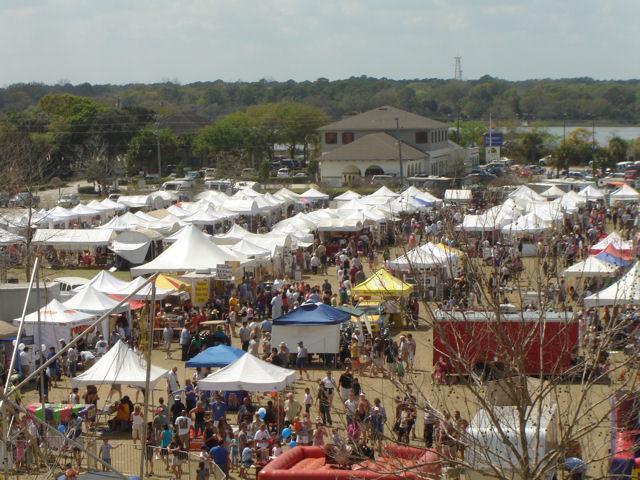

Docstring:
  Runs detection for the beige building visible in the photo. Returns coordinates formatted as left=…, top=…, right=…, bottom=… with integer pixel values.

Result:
left=318, top=105, right=470, bottom=187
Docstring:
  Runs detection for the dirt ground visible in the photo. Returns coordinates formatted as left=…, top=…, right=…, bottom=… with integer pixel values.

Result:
left=13, top=252, right=622, bottom=480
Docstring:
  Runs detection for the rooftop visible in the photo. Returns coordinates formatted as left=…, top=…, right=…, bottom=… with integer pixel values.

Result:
left=318, top=105, right=448, bottom=131
left=322, top=132, right=428, bottom=162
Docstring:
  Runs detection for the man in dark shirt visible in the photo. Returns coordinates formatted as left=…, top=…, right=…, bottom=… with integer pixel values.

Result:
left=338, top=367, right=353, bottom=401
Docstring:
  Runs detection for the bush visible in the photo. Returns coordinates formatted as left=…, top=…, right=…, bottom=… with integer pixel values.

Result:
left=77, top=185, right=98, bottom=195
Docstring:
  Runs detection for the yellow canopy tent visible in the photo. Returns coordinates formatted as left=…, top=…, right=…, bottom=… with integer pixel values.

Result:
left=155, top=274, right=190, bottom=291
left=436, top=243, right=465, bottom=258
left=352, top=268, right=413, bottom=297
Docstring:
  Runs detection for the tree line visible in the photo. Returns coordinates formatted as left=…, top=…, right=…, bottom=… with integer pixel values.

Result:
left=1, top=76, right=638, bottom=123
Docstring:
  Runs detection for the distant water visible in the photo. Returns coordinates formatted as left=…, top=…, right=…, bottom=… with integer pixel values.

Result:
left=507, top=125, right=640, bottom=146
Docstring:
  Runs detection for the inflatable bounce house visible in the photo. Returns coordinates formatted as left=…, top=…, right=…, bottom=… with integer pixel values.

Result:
left=611, top=390, right=640, bottom=479
left=258, top=445, right=440, bottom=480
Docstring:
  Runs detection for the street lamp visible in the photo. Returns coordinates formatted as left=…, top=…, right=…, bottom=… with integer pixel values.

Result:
left=395, top=117, right=404, bottom=188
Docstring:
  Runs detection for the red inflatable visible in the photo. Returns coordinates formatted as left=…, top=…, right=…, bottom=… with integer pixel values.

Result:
left=258, top=445, right=440, bottom=480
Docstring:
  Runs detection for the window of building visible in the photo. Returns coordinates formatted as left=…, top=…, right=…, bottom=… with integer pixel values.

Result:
left=415, top=131, right=428, bottom=144
left=342, top=132, right=354, bottom=144
left=325, top=132, right=337, bottom=144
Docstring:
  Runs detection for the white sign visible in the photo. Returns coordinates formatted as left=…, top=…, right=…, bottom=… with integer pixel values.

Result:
left=216, top=264, right=232, bottom=280
left=485, top=146, right=501, bottom=163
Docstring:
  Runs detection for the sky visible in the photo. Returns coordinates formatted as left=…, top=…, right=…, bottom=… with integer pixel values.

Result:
left=0, top=0, right=638, bottom=86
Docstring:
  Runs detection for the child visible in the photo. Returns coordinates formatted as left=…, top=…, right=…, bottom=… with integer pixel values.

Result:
left=312, top=422, right=327, bottom=446
left=99, top=437, right=119, bottom=471
left=331, top=428, right=343, bottom=447
left=196, top=460, right=210, bottom=480
left=240, top=439, right=254, bottom=479
left=303, top=387, right=313, bottom=414
left=14, top=432, right=26, bottom=471
left=230, top=436, right=239, bottom=471
left=271, top=440, right=283, bottom=458
left=69, top=387, right=80, bottom=404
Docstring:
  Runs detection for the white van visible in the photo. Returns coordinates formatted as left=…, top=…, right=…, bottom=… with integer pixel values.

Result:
left=160, top=180, right=192, bottom=201
left=204, top=179, right=234, bottom=195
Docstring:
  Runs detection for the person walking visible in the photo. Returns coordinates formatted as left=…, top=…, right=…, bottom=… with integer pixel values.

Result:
left=296, top=341, right=311, bottom=380
left=179, top=326, right=191, bottom=361
left=317, top=384, right=332, bottom=426
left=163, top=324, right=173, bottom=359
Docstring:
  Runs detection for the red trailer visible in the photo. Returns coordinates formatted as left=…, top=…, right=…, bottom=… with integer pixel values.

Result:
left=432, top=308, right=579, bottom=376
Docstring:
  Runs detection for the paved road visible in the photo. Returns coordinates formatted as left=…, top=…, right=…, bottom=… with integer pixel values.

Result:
left=38, top=180, right=91, bottom=208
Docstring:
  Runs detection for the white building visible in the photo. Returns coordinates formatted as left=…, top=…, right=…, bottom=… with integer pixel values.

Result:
left=318, top=105, right=469, bottom=187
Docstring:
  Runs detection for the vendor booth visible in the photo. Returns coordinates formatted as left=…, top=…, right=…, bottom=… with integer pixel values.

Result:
left=271, top=302, right=350, bottom=357
left=72, top=340, right=169, bottom=389
left=352, top=269, right=413, bottom=327
left=185, top=344, right=246, bottom=368
left=13, top=298, right=97, bottom=349
left=466, top=404, right=558, bottom=480
left=197, top=353, right=297, bottom=392
left=63, top=284, right=131, bottom=339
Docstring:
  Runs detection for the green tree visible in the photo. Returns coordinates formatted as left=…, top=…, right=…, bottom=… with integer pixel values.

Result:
left=193, top=111, right=255, bottom=167
left=126, top=127, right=178, bottom=175
left=257, top=159, right=270, bottom=182
left=608, top=136, right=628, bottom=166
left=277, top=102, right=328, bottom=162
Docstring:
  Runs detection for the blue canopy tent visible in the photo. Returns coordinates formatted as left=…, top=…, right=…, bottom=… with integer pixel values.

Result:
left=272, top=302, right=350, bottom=357
left=273, top=302, right=350, bottom=325
left=185, top=345, right=246, bottom=368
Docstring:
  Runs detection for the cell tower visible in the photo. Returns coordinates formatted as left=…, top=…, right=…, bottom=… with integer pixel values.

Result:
left=454, top=57, right=463, bottom=80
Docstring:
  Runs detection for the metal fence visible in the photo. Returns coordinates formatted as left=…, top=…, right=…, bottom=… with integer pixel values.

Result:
left=21, top=434, right=226, bottom=480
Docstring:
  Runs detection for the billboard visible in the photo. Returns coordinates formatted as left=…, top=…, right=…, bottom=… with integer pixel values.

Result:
left=483, top=132, right=504, bottom=147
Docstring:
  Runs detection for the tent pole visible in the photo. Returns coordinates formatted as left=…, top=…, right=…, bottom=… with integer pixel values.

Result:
left=140, top=283, right=156, bottom=479
left=35, top=263, right=45, bottom=403
left=2, top=273, right=159, bottom=400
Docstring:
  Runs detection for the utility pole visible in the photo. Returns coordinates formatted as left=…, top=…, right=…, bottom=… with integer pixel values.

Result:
left=155, top=116, right=162, bottom=178
left=395, top=117, right=404, bottom=188
left=562, top=113, right=567, bottom=144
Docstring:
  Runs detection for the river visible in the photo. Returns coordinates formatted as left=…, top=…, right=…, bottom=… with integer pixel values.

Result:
left=504, top=125, right=640, bottom=146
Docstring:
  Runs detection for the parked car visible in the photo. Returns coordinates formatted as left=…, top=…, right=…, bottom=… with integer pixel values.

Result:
left=464, top=172, right=497, bottom=185
left=370, top=174, right=397, bottom=185
left=57, top=193, right=80, bottom=208
left=241, top=168, right=257, bottom=178
left=185, top=170, right=200, bottom=181
left=9, top=192, right=40, bottom=207
left=52, top=276, right=90, bottom=300
left=277, top=167, right=291, bottom=178
left=293, top=172, right=308, bottom=179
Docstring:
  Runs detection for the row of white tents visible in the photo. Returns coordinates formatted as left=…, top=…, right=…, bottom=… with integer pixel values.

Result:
left=455, top=183, right=640, bottom=236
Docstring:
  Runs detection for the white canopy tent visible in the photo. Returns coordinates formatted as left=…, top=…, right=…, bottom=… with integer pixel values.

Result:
left=32, top=229, right=115, bottom=250
left=197, top=353, right=297, bottom=392
left=110, top=230, right=152, bottom=264
left=273, top=187, right=300, bottom=202
left=86, top=200, right=116, bottom=216
left=70, top=204, right=101, bottom=220
left=113, top=276, right=175, bottom=300
left=584, top=262, right=640, bottom=307
left=563, top=256, right=618, bottom=278
left=540, top=185, right=565, bottom=199
left=333, top=190, right=362, bottom=204
left=370, top=185, right=399, bottom=198
left=100, top=198, right=126, bottom=212
left=466, top=404, right=557, bottom=476
left=590, top=231, right=633, bottom=254
left=131, top=225, right=242, bottom=276
left=501, top=212, right=551, bottom=236
left=508, top=185, right=545, bottom=203
left=578, top=185, right=605, bottom=200
left=97, top=212, right=149, bottom=232
left=388, top=242, right=457, bottom=271
left=299, top=188, right=329, bottom=202
left=0, top=228, right=25, bottom=245
left=444, top=189, right=472, bottom=203
left=116, top=195, right=152, bottom=209
left=63, top=285, right=130, bottom=339
left=76, top=270, right=129, bottom=295
left=13, top=298, right=96, bottom=348
left=72, top=340, right=169, bottom=389
left=610, top=184, right=640, bottom=202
